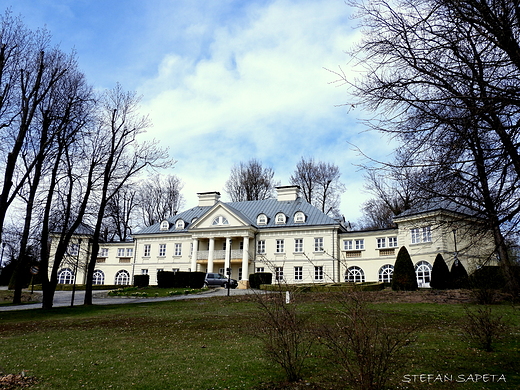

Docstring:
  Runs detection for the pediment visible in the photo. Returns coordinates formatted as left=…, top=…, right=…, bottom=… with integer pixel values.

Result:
left=188, top=203, right=250, bottom=230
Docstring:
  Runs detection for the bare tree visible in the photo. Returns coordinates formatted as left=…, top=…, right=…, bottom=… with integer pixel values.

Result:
left=225, top=159, right=276, bottom=201
left=0, top=13, right=87, bottom=303
left=290, top=157, right=345, bottom=216
left=338, top=0, right=520, bottom=293
left=137, top=174, right=184, bottom=226
left=83, top=84, right=171, bottom=305
left=103, top=184, right=139, bottom=242
left=0, top=13, right=69, bottom=244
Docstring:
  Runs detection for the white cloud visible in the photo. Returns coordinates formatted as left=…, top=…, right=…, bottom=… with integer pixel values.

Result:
left=136, top=0, right=381, bottom=219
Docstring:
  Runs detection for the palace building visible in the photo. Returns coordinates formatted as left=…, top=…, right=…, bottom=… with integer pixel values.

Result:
left=52, top=186, right=495, bottom=288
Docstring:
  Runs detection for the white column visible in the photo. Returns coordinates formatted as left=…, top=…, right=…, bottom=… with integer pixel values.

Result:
left=241, top=236, right=249, bottom=281
left=208, top=237, right=215, bottom=273
left=224, top=237, right=231, bottom=274
left=191, top=238, right=198, bottom=272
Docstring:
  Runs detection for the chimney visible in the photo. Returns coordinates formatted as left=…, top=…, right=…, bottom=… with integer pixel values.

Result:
left=197, top=192, right=221, bottom=207
left=276, top=186, right=300, bottom=202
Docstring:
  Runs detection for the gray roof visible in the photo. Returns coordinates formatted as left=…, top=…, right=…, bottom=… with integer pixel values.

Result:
left=134, top=197, right=341, bottom=235
left=394, top=199, right=477, bottom=220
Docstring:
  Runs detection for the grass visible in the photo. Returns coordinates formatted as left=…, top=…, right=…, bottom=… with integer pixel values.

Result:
left=106, top=286, right=208, bottom=297
left=0, top=292, right=518, bottom=389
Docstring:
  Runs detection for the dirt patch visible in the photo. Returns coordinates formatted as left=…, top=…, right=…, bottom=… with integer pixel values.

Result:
left=364, top=288, right=478, bottom=304
left=0, top=291, right=41, bottom=305
left=0, top=373, right=38, bottom=389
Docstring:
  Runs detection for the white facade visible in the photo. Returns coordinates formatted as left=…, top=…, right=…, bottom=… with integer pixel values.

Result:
left=51, top=187, right=496, bottom=288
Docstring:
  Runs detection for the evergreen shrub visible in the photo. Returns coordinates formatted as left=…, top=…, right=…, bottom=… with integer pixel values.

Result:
left=157, top=271, right=205, bottom=289
left=391, top=246, right=418, bottom=291
left=430, top=253, right=451, bottom=289
left=451, top=260, right=469, bottom=288
left=249, top=272, right=273, bottom=289
left=133, top=274, right=149, bottom=288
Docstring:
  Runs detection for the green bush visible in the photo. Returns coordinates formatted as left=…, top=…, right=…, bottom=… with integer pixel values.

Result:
left=249, top=272, right=273, bottom=289
left=430, top=253, right=451, bottom=289
left=157, top=271, right=205, bottom=289
left=451, top=260, right=469, bottom=288
left=391, top=246, right=418, bottom=291
left=133, top=274, right=149, bottom=288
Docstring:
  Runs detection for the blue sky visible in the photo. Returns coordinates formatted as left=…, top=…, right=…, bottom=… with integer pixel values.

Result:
left=6, top=0, right=394, bottom=223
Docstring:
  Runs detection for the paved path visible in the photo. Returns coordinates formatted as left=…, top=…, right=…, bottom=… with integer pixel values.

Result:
left=0, top=287, right=264, bottom=312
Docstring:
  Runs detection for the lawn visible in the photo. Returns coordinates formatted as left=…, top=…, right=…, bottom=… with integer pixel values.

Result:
left=0, top=291, right=518, bottom=389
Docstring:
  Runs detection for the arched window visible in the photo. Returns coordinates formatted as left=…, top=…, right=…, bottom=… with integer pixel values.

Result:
left=58, top=268, right=74, bottom=284
left=257, top=214, right=267, bottom=225
left=415, top=261, right=432, bottom=287
left=160, top=220, right=170, bottom=231
left=93, top=270, right=105, bottom=285
left=275, top=213, right=286, bottom=224
left=115, top=270, right=130, bottom=285
left=212, top=215, right=229, bottom=225
left=294, top=211, right=305, bottom=223
left=345, top=266, right=365, bottom=283
left=378, top=264, right=394, bottom=283
left=175, top=219, right=185, bottom=229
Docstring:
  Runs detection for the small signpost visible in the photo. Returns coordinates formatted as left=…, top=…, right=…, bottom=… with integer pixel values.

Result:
left=30, top=266, right=39, bottom=294
left=226, top=267, right=231, bottom=297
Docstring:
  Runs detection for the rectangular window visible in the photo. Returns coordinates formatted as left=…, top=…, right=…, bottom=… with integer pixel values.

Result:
left=256, top=267, right=265, bottom=273
left=99, top=248, right=108, bottom=257
left=411, top=227, right=431, bottom=244
left=239, top=241, right=244, bottom=250
left=314, top=266, right=324, bottom=280
left=294, top=238, right=303, bottom=253
left=343, top=240, right=353, bottom=250
left=117, top=248, right=125, bottom=257
left=422, top=226, right=432, bottom=242
left=355, top=239, right=365, bottom=250
left=294, top=266, right=303, bottom=281
left=276, top=239, right=285, bottom=253
left=141, top=269, right=148, bottom=275
left=314, top=237, right=324, bottom=252
left=275, top=267, right=284, bottom=281
left=388, top=237, right=398, bottom=247
left=238, top=267, right=242, bottom=280
left=126, top=248, right=133, bottom=257
left=174, top=243, right=182, bottom=256
left=159, top=244, right=166, bottom=257
left=257, top=240, right=265, bottom=254
left=144, top=244, right=151, bottom=257
left=377, top=238, right=386, bottom=248
left=411, top=228, right=420, bottom=244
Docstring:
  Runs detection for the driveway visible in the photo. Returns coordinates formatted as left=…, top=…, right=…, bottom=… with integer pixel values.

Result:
left=0, top=286, right=265, bottom=311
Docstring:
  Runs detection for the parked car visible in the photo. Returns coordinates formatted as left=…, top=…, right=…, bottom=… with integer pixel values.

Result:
left=204, top=273, right=238, bottom=289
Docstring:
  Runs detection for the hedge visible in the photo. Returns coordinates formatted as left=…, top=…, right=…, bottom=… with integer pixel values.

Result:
left=249, top=272, right=273, bottom=289
left=133, top=274, right=149, bottom=288
left=157, top=271, right=205, bottom=289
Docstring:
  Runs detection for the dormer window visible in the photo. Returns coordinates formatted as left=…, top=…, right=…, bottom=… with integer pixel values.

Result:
left=212, top=215, right=229, bottom=226
left=294, top=212, right=305, bottom=223
left=175, top=219, right=185, bottom=229
left=257, top=214, right=267, bottom=225
left=160, top=220, right=170, bottom=231
left=275, top=212, right=286, bottom=224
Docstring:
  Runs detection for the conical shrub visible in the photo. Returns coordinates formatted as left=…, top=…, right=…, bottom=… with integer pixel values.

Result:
left=430, top=253, right=451, bottom=289
left=451, top=259, right=469, bottom=288
left=391, top=246, right=418, bottom=291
